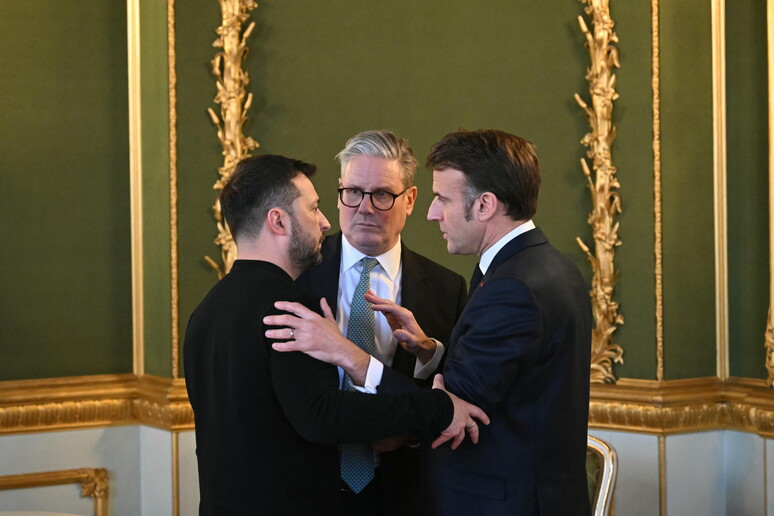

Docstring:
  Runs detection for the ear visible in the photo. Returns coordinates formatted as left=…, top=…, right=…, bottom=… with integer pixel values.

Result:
left=404, top=186, right=418, bottom=215
left=266, top=207, right=291, bottom=236
left=475, top=192, right=499, bottom=222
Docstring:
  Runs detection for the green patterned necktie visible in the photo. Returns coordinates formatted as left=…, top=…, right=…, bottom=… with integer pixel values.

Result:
left=341, top=257, right=379, bottom=493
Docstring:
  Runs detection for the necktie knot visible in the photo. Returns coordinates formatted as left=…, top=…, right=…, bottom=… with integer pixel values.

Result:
left=360, top=257, right=379, bottom=276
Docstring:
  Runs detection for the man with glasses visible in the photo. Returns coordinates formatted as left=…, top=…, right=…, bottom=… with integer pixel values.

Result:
left=296, top=130, right=467, bottom=516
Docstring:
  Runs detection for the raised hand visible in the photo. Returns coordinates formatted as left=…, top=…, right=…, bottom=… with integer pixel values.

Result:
left=364, top=290, right=436, bottom=364
left=264, top=298, right=370, bottom=385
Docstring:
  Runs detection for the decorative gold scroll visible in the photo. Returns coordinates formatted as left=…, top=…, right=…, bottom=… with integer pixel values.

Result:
left=0, top=468, right=109, bottom=516
left=204, top=0, right=260, bottom=278
left=575, top=0, right=625, bottom=383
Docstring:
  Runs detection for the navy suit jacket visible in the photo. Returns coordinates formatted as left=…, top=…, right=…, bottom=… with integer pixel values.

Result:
left=184, top=260, right=454, bottom=515
left=296, top=232, right=467, bottom=515
left=431, top=228, right=592, bottom=516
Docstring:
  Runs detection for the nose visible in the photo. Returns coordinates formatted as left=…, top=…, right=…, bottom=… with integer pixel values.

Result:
left=319, top=210, right=331, bottom=232
left=356, top=195, right=376, bottom=214
left=427, top=199, right=441, bottom=221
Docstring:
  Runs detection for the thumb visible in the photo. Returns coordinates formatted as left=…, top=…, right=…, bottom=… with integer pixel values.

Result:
left=320, top=297, right=335, bottom=320
left=433, top=373, right=445, bottom=390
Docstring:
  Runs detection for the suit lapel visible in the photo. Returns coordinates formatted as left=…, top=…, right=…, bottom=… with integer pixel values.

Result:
left=315, top=233, right=343, bottom=317
left=392, top=243, right=426, bottom=377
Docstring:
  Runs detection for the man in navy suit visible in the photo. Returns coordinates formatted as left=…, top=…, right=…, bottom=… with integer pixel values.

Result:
left=274, top=129, right=592, bottom=515
left=295, top=130, right=467, bottom=516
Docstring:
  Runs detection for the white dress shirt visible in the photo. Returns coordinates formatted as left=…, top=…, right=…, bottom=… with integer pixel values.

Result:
left=479, top=220, right=536, bottom=275
left=340, top=235, right=445, bottom=392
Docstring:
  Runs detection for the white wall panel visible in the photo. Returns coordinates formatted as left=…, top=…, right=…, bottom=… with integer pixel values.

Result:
left=590, top=429, right=660, bottom=516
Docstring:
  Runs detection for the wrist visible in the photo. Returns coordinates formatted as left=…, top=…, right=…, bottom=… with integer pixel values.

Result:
left=415, top=338, right=437, bottom=365
left=342, top=344, right=370, bottom=386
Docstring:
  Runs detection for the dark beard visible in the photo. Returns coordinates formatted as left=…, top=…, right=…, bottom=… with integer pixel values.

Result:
left=289, top=216, right=323, bottom=273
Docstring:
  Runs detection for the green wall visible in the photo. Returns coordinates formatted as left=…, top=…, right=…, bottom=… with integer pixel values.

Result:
left=0, top=1, right=132, bottom=380
left=1, top=0, right=768, bottom=384
left=174, top=0, right=662, bottom=379
left=660, top=0, right=716, bottom=379
left=726, top=0, right=769, bottom=380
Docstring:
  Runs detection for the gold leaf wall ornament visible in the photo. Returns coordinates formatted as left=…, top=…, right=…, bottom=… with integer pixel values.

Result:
left=0, top=468, right=109, bottom=516
left=204, top=0, right=260, bottom=278
left=574, top=0, right=624, bottom=383
left=765, top=0, right=774, bottom=386
left=766, top=309, right=774, bottom=386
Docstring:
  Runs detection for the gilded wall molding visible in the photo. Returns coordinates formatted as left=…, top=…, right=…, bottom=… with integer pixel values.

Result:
left=204, top=0, right=260, bottom=278
left=127, top=0, right=145, bottom=377
left=168, top=0, right=181, bottom=379
left=5, top=375, right=774, bottom=438
left=0, top=467, right=109, bottom=516
left=575, top=0, right=624, bottom=383
left=711, top=0, right=729, bottom=380
left=651, top=0, right=664, bottom=382
left=765, top=0, right=774, bottom=386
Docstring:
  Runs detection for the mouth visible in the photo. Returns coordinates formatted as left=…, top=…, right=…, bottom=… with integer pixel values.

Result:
left=354, top=222, right=381, bottom=229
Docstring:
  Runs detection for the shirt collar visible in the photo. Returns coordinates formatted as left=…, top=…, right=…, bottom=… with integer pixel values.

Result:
left=479, top=220, right=535, bottom=275
left=340, top=234, right=402, bottom=280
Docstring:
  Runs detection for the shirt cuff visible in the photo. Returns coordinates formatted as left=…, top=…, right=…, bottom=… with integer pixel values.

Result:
left=352, top=356, right=384, bottom=394
left=414, top=339, right=444, bottom=380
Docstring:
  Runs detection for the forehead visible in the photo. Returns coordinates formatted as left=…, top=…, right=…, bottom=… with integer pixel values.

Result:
left=432, top=168, right=467, bottom=194
left=292, top=174, right=318, bottom=201
left=341, top=155, right=402, bottom=189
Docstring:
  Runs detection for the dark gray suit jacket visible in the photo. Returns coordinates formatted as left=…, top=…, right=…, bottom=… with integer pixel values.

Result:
left=296, top=232, right=467, bottom=515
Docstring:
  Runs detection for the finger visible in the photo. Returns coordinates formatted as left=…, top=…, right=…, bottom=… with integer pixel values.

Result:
left=431, top=432, right=453, bottom=449
left=271, top=341, right=300, bottom=352
left=364, top=290, right=392, bottom=305
left=449, top=429, right=465, bottom=450
left=273, top=301, right=318, bottom=318
left=467, top=422, right=480, bottom=444
left=263, top=314, right=301, bottom=327
left=320, top=298, right=335, bottom=320
left=469, top=405, right=490, bottom=426
left=265, top=328, right=292, bottom=339
left=368, top=301, right=396, bottom=315
left=392, top=329, right=415, bottom=344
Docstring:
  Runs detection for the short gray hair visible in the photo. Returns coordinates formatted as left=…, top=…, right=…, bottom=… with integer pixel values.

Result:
left=336, top=130, right=418, bottom=188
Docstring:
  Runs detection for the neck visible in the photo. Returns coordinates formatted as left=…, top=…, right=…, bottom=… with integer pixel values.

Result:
left=236, top=236, right=299, bottom=279
left=477, top=218, right=528, bottom=257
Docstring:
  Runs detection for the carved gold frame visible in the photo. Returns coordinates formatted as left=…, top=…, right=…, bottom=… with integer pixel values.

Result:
left=0, top=468, right=109, bottom=516
left=204, top=0, right=260, bottom=278
left=575, top=0, right=625, bottom=383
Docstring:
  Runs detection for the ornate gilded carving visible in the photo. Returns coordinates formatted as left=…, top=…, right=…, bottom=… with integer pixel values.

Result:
left=651, top=0, right=664, bottom=381
left=766, top=0, right=774, bottom=386
left=0, top=468, right=109, bottom=516
left=7, top=375, right=774, bottom=438
left=204, top=0, right=260, bottom=278
left=575, top=0, right=624, bottom=383
left=168, top=0, right=181, bottom=378
left=767, top=310, right=774, bottom=385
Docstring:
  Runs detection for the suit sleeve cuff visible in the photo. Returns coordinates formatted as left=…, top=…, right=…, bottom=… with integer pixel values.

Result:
left=414, top=339, right=444, bottom=380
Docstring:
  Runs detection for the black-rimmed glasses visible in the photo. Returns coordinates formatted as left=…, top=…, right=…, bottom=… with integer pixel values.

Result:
left=337, top=188, right=407, bottom=211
